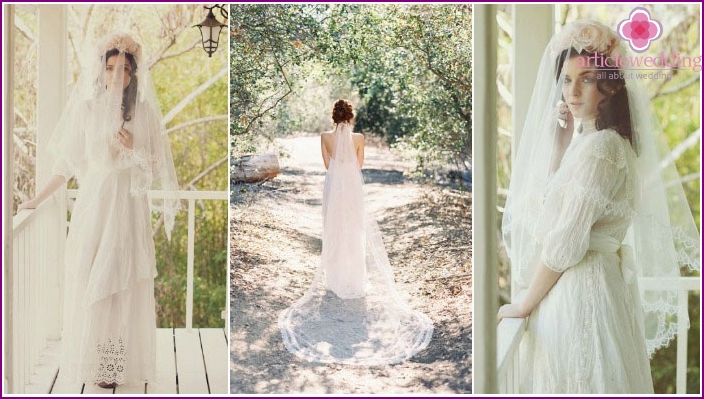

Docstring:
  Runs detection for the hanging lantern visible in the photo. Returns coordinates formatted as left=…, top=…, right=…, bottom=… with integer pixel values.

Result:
left=194, top=5, right=228, bottom=58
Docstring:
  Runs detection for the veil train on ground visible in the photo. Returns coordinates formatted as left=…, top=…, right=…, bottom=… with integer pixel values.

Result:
left=279, top=122, right=433, bottom=365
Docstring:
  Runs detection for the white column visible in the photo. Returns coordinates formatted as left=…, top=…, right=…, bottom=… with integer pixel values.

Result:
left=3, top=4, right=16, bottom=394
left=473, top=4, right=498, bottom=394
left=511, top=5, right=554, bottom=159
left=186, top=198, right=195, bottom=330
left=510, top=4, right=553, bottom=301
left=37, top=4, right=67, bottom=340
left=36, top=5, right=67, bottom=183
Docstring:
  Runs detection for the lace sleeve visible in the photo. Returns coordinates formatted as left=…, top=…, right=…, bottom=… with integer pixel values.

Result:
left=110, top=131, right=152, bottom=177
left=539, top=131, right=631, bottom=271
left=51, top=158, right=75, bottom=181
left=48, top=101, right=90, bottom=180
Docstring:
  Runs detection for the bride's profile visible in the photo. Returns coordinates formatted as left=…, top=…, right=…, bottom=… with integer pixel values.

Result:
left=278, top=99, right=433, bottom=365
left=499, top=20, right=700, bottom=393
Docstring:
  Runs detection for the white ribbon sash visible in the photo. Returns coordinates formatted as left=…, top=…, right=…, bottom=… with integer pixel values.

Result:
left=588, top=233, right=637, bottom=284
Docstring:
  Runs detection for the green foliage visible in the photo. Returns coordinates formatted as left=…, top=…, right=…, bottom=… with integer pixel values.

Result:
left=344, top=5, right=472, bottom=173
left=229, top=4, right=326, bottom=145
left=12, top=5, right=39, bottom=208
left=145, top=6, right=228, bottom=327
left=229, top=4, right=472, bottom=180
left=272, top=62, right=359, bottom=134
left=155, top=200, right=227, bottom=328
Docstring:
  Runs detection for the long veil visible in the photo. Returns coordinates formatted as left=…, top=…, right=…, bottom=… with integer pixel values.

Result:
left=278, top=122, right=433, bottom=365
left=502, top=20, right=700, bottom=357
left=48, top=32, right=180, bottom=384
left=47, top=32, right=180, bottom=239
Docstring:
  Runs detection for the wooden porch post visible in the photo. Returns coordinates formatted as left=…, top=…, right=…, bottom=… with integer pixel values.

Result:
left=37, top=5, right=67, bottom=182
left=37, top=4, right=67, bottom=340
left=510, top=5, right=553, bottom=300
left=473, top=4, right=498, bottom=394
left=3, top=4, right=16, bottom=394
left=511, top=5, right=554, bottom=152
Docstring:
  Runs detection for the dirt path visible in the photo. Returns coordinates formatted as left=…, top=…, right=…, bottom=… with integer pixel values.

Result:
left=230, top=134, right=472, bottom=394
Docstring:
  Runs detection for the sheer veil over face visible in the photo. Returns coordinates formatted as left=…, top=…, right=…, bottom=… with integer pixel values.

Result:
left=502, top=19, right=700, bottom=358
left=105, top=53, right=133, bottom=90
left=48, top=32, right=180, bottom=238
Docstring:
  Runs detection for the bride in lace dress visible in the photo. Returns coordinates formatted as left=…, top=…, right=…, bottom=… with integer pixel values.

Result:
left=499, top=20, right=699, bottom=393
left=18, top=33, right=180, bottom=389
left=278, top=100, right=433, bottom=365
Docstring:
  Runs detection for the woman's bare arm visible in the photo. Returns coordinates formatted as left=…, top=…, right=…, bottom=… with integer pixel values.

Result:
left=497, top=262, right=562, bottom=320
left=356, top=134, right=365, bottom=169
left=16, top=174, right=67, bottom=212
left=321, top=134, right=331, bottom=170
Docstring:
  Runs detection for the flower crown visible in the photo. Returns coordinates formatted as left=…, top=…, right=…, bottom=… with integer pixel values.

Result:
left=550, top=19, right=622, bottom=58
left=98, top=33, right=142, bottom=63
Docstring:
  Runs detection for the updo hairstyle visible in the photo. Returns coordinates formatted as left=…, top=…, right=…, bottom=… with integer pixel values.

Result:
left=332, top=99, right=354, bottom=124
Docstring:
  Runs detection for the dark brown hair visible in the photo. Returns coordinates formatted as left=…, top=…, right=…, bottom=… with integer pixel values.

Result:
left=332, top=99, right=354, bottom=124
left=104, top=49, right=138, bottom=122
left=556, top=48, right=634, bottom=151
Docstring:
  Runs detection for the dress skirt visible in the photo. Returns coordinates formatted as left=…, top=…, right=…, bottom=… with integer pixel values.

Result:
left=60, top=168, right=157, bottom=385
left=520, top=251, right=654, bottom=394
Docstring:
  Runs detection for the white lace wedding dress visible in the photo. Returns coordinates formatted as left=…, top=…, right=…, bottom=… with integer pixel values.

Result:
left=519, top=120, right=653, bottom=393
left=55, top=100, right=159, bottom=385
left=278, top=123, right=433, bottom=365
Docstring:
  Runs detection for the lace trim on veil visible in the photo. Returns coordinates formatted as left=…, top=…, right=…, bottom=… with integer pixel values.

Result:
left=278, top=123, right=433, bottom=365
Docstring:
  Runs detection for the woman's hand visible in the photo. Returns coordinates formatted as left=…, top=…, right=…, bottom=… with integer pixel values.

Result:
left=16, top=175, right=67, bottom=214
left=556, top=101, right=573, bottom=130
left=17, top=198, right=40, bottom=213
left=497, top=302, right=529, bottom=322
left=116, top=128, right=134, bottom=149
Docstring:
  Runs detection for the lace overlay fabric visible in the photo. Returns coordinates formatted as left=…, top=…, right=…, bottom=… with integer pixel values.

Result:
left=95, top=338, right=127, bottom=385
left=516, top=125, right=653, bottom=393
left=502, top=20, right=699, bottom=393
left=279, top=123, right=433, bottom=365
left=50, top=33, right=174, bottom=385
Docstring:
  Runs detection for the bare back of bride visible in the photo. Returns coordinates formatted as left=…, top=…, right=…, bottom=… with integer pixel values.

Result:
left=278, top=100, right=433, bottom=365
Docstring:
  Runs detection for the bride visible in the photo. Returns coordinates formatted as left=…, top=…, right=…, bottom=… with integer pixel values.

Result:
left=498, top=20, right=700, bottom=393
left=278, top=99, right=433, bottom=365
left=17, top=33, right=180, bottom=388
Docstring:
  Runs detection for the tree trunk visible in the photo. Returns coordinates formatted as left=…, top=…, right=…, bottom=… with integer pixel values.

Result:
left=232, top=153, right=280, bottom=183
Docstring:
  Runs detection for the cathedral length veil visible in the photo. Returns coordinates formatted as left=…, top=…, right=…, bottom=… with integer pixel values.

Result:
left=278, top=122, right=433, bottom=365
left=502, top=20, right=701, bottom=359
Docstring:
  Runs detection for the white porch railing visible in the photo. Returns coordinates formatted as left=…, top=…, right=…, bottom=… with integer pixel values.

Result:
left=497, top=276, right=701, bottom=394
left=496, top=317, right=527, bottom=393
left=8, top=193, right=65, bottom=395
left=7, top=189, right=227, bottom=394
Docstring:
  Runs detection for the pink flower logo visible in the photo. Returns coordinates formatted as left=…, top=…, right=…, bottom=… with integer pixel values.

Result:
left=617, top=7, right=662, bottom=53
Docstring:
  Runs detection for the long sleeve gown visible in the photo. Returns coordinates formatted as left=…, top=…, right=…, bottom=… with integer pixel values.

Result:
left=54, top=99, right=161, bottom=385
left=520, top=121, right=654, bottom=394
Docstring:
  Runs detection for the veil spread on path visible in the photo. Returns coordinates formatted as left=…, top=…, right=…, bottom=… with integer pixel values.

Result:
left=279, top=122, right=433, bottom=365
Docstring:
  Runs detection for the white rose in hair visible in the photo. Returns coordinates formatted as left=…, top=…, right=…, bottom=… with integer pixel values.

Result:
left=550, top=19, right=618, bottom=57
